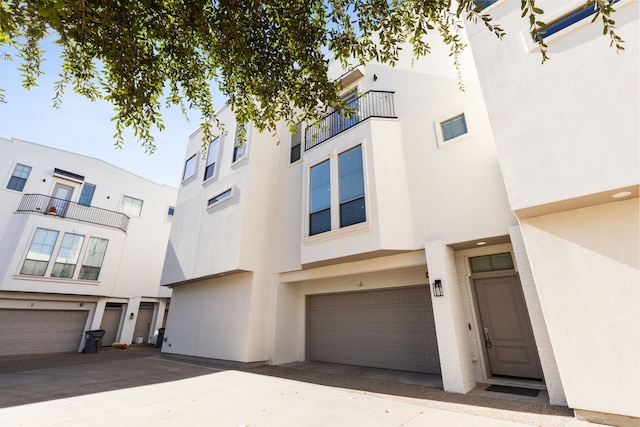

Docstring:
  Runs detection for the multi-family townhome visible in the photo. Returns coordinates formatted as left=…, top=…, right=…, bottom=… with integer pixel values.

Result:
left=161, top=2, right=638, bottom=425
left=464, top=1, right=639, bottom=425
left=161, top=26, right=561, bottom=404
left=0, top=137, right=176, bottom=354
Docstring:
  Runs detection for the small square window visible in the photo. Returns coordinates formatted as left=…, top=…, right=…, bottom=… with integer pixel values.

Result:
left=441, top=114, right=468, bottom=141
left=7, top=163, right=32, bottom=192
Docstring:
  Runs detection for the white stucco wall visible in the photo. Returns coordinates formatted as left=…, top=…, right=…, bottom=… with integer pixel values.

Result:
left=519, top=199, right=639, bottom=417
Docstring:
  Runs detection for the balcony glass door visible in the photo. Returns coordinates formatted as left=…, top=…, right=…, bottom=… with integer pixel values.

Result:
left=51, top=184, right=74, bottom=216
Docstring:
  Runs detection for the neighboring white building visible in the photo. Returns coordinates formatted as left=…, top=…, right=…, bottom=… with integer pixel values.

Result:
left=161, top=3, right=638, bottom=426
left=464, top=1, right=639, bottom=425
left=0, top=138, right=176, bottom=354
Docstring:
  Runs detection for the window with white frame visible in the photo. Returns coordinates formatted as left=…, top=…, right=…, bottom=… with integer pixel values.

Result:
left=182, top=154, right=197, bottom=181
left=119, top=195, right=143, bottom=217
left=204, top=137, right=220, bottom=181
left=20, top=228, right=59, bottom=276
left=51, top=233, right=85, bottom=278
left=338, top=145, right=366, bottom=227
left=441, top=114, right=468, bottom=141
left=233, top=124, right=248, bottom=163
left=207, top=188, right=232, bottom=207
left=309, top=160, right=331, bottom=236
left=79, top=237, right=108, bottom=280
left=7, top=163, right=32, bottom=192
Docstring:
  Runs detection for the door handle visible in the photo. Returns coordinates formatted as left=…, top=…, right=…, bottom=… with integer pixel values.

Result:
left=483, top=327, right=492, bottom=348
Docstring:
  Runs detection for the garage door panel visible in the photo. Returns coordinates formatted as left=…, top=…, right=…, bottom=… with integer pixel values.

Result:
left=308, top=286, right=440, bottom=374
left=0, top=309, right=88, bottom=356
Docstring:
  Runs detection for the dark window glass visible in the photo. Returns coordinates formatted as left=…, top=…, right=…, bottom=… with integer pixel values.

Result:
left=233, top=124, right=247, bottom=162
left=291, top=123, right=302, bottom=163
left=338, top=145, right=365, bottom=227
left=441, top=114, right=467, bottom=141
left=78, top=183, right=96, bottom=206
left=204, top=137, right=220, bottom=181
left=476, top=0, right=498, bottom=10
left=309, top=160, right=331, bottom=235
left=207, top=189, right=232, bottom=206
left=7, top=163, right=32, bottom=192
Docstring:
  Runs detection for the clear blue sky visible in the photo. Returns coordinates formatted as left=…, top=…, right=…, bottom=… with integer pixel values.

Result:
left=0, top=42, right=224, bottom=187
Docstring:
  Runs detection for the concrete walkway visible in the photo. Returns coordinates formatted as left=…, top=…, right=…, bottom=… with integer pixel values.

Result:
left=0, top=346, right=595, bottom=427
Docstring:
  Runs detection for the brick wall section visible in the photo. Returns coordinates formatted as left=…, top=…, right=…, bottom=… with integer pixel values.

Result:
left=509, top=226, right=567, bottom=406
left=425, top=240, right=476, bottom=393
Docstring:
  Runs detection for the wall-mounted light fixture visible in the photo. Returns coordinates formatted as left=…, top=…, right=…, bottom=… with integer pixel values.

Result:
left=432, top=279, right=443, bottom=297
left=356, top=280, right=364, bottom=287
left=373, top=74, right=378, bottom=81
left=129, top=313, right=135, bottom=320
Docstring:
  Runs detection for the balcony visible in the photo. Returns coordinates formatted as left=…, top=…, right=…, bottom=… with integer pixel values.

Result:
left=16, top=194, right=130, bottom=232
left=304, top=90, right=396, bottom=151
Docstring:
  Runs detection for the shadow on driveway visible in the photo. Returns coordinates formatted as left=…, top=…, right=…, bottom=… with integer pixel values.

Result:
left=0, top=346, right=219, bottom=408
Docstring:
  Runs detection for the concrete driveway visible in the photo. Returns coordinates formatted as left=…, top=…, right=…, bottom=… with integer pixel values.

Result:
left=0, top=346, right=590, bottom=427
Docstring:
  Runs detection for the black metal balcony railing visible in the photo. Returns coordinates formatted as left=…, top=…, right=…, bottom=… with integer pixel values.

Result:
left=304, top=90, right=396, bottom=151
left=16, top=194, right=130, bottom=232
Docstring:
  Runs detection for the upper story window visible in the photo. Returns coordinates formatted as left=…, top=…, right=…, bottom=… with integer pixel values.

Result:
left=441, top=114, right=468, bottom=141
left=476, top=0, right=499, bottom=10
left=7, top=163, right=32, bottom=192
left=204, top=137, right=220, bottom=181
left=534, top=2, right=612, bottom=42
left=79, top=237, right=108, bottom=280
left=309, top=160, right=331, bottom=236
left=119, top=195, right=143, bottom=217
left=233, top=124, right=248, bottom=163
left=20, top=228, right=60, bottom=276
left=338, top=145, right=366, bottom=228
left=182, top=154, right=197, bottom=181
left=166, top=206, right=175, bottom=222
left=207, top=188, right=233, bottom=208
left=290, top=123, right=302, bottom=164
left=51, top=233, right=85, bottom=278
left=78, top=183, right=96, bottom=206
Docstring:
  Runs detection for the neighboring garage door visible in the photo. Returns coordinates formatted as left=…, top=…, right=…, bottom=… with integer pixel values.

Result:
left=308, top=286, right=440, bottom=374
left=0, top=309, right=88, bottom=355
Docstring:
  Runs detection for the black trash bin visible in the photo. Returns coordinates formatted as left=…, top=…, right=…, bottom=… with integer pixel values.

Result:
left=156, top=328, right=165, bottom=349
left=83, top=330, right=105, bottom=353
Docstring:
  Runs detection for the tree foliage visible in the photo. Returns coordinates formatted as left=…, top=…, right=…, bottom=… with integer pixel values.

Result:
left=0, top=0, right=624, bottom=152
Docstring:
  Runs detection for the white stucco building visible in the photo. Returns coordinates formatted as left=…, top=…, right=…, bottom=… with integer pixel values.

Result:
left=0, top=138, right=176, bottom=354
left=161, top=2, right=638, bottom=426
left=465, top=1, right=639, bottom=425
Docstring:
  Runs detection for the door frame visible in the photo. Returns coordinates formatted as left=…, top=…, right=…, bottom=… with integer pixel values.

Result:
left=469, top=269, right=543, bottom=382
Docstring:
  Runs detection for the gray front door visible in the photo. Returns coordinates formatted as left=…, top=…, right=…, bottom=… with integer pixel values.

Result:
left=133, top=306, right=154, bottom=343
left=473, top=275, right=543, bottom=379
left=100, top=305, right=123, bottom=346
left=51, top=184, right=74, bottom=216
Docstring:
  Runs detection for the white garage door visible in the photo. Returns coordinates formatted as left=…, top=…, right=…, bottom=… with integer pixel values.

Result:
left=0, top=309, right=88, bottom=355
left=308, top=286, right=440, bottom=374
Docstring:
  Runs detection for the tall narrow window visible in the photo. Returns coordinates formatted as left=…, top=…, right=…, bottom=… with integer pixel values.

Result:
left=20, top=228, right=59, bottom=276
left=7, top=163, right=32, bottom=192
left=233, top=124, right=247, bottom=162
left=166, top=206, right=175, bottom=222
left=182, top=154, right=197, bottom=181
left=204, top=137, right=220, bottom=181
left=79, top=237, right=108, bottom=280
left=78, top=183, right=96, bottom=206
left=290, top=123, right=302, bottom=163
left=339, top=145, right=366, bottom=227
left=441, top=114, right=468, bottom=141
left=119, top=195, right=143, bottom=217
left=51, top=233, right=85, bottom=278
left=309, top=160, right=331, bottom=235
